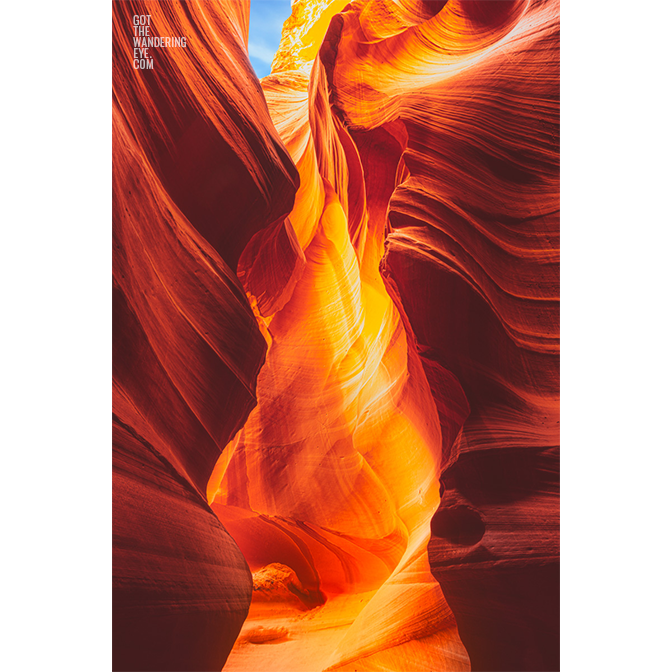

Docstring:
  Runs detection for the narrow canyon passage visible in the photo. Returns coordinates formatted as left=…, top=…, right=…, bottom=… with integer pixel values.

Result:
left=206, top=69, right=470, bottom=672
left=112, top=1, right=559, bottom=670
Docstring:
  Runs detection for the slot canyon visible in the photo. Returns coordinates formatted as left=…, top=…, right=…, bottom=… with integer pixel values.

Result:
left=112, top=1, right=559, bottom=671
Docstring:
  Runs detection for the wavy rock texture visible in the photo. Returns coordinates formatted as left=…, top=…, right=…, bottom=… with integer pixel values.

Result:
left=113, top=0, right=559, bottom=670
left=315, top=0, right=560, bottom=669
left=112, top=1, right=298, bottom=670
left=208, top=59, right=471, bottom=671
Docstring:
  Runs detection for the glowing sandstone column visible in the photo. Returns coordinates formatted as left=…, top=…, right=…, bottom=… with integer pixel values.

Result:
left=207, top=3, right=470, bottom=670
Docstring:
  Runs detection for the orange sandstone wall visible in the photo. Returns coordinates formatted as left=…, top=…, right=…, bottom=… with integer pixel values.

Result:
left=113, top=1, right=559, bottom=670
left=316, top=1, right=560, bottom=668
left=112, top=1, right=298, bottom=669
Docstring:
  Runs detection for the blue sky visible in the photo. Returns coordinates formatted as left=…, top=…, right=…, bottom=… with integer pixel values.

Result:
left=248, top=0, right=292, bottom=78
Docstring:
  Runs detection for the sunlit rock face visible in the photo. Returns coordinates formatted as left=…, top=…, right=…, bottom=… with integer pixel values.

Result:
left=312, top=0, right=560, bottom=669
left=113, top=0, right=559, bottom=670
left=112, top=1, right=298, bottom=670
left=208, top=59, right=471, bottom=672
left=207, top=1, right=558, bottom=671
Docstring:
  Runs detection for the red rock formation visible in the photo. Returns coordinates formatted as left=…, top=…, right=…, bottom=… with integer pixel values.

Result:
left=112, top=1, right=298, bottom=669
left=314, top=0, right=560, bottom=668
left=113, top=0, right=559, bottom=670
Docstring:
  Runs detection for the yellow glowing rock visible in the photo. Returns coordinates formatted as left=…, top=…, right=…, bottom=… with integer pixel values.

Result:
left=271, top=0, right=351, bottom=75
left=208, top=5, right=470, bottom=670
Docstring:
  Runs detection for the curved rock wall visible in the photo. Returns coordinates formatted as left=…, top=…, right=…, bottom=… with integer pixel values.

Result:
left=317, top=1, right=560, bottom=668
left=113, top=1, right=559, bottom=670
left=112, top=1, right=298, bottom=669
